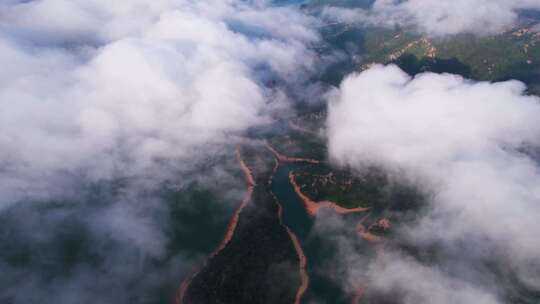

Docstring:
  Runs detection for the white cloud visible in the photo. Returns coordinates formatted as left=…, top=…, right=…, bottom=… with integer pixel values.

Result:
left=327, top=64, right=540, bottom=299
left=0, top=0, right=319, bottom=206
left=321, top=0, right=540, bottom=36
left=366, top=252, right=500, bottom=304
left=0, top=2, right=320, bottom=303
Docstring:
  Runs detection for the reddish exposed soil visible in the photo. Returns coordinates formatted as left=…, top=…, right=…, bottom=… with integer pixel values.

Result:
left=351, top=287, right=366, bottom=304
left=289, top=172, right=370, bottom=217
left=356, top=222, right=382, bottom=243
left=271, top=161, right=309, bottom=304
left=289, top=121, right=318, bottom=135
left=368, top=218, right=391, bottom=231
left=287, top=227, right=309, bottom=304
left=212, top=150, right=255, bottom=255
left=176, top=148, right=255, bottom=304
left=271, top=196, right=309, bottom=304
left=265, top=141, right=320, bottom=164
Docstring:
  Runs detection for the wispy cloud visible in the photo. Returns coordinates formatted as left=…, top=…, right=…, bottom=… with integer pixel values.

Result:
left=321, top=0, right=540, bottom=36
left=0, top=1, right=319, bottom=303
left=0, top=0, right=319, bottom=206
left=326, top=64, right=540, bottom=302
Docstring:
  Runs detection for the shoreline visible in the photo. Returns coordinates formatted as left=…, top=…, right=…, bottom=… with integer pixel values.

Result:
left=175, top=148, right=255, bottom=304
left=265, top=141, right=320, bottom=164
left=288, top=172, right=370, bottom=217
left=270, top=155, right=309, bottom=304
left=355, top=222, right=382, bottom=243
left=286, top=226, right=309, bottom=304
left=271, top=189, right=309, bottom=304
left=289, top=121, right=318, bottom=136
left=350, top=287, right=365, bottom=304
left=211, top=149, right=255, bottom=256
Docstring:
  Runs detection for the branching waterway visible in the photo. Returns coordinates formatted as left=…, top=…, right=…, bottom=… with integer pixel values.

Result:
left=271, top=163, right=363, bottom=304
left=177, top=141, right=373, bottom=304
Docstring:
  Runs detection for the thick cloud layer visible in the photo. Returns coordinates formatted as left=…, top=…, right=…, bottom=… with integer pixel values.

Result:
left=0, top=1, right=319, bottom=303
left=0, top=0, right=319, bottom=207
left=322, top=0, right=540, bottom=36
left=327, top=65, right=540, bottom=302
